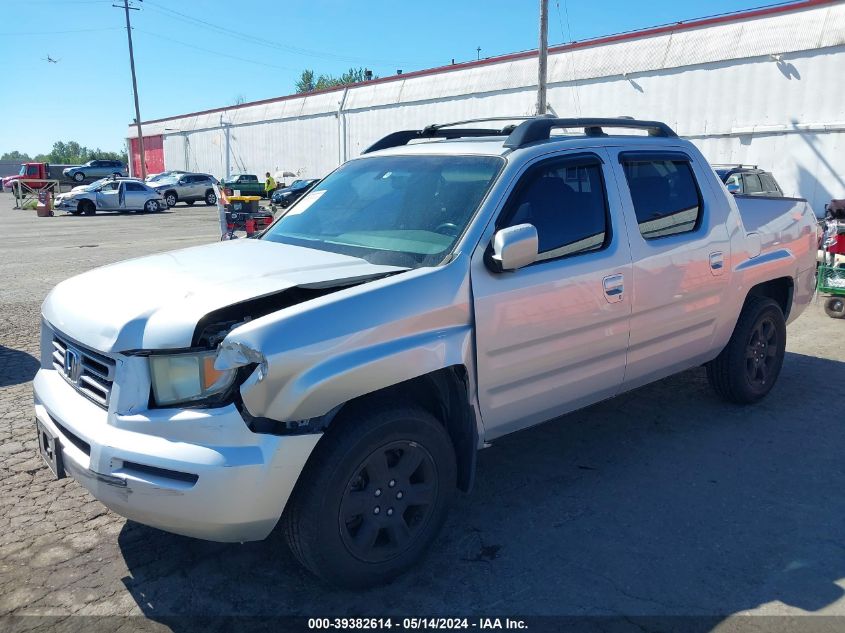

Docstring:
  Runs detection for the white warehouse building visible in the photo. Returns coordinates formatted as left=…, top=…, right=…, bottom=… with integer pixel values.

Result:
left=128, top=0, right=845, bottom=215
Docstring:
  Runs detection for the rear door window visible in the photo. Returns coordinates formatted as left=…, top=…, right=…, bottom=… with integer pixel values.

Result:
left=743, top=173, right=763, bottom=194
left=760, top=174, right=780, bottom=195
left=621, top=153, right=703, bottom=240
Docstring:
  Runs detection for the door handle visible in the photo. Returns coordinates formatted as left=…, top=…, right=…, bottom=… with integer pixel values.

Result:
left=603, top=273, right=624, bottom=303
left=709, top=251, right=724, bottom=276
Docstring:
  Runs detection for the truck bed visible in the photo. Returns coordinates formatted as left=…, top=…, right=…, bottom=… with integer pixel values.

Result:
left=734, top=195, right=813, bottom=256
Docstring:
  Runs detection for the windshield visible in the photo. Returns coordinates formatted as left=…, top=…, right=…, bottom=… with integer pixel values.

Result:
left=262, top=155, right=503, bottom=268
left=18, top=165, right=26, bottom=176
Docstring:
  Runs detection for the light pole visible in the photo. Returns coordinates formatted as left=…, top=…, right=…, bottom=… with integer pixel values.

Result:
left=537, top=0, right=549, bottom=115
left=114, top=0, right=146, bottom=178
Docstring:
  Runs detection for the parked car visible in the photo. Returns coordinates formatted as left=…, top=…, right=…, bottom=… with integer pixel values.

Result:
left=713, top=164, right=783, bottom=196
left=145, top=170, right=188, bottom=183
left=34, top=117, right=817, bottom=588
left=54, top=178, right=166, bottom=215
left=70, top=176, right=142, bottom=192
left=221, top=173, right=265, bottom=197
left=270, top=178, right=319, bottom=208
left=152, top=173, right=219, bottom=207
left=63, top=160, right=128, bottom=183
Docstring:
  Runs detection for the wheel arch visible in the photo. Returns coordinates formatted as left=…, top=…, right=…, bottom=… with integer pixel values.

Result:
left=246, top=366, right=479, bottom=493
left=747, top=276, right=794, bottom=319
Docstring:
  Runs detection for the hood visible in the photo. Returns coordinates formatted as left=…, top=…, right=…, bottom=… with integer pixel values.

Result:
left=57, top=188, right=89, bottom=199
left=42, top=239, right=406, bottom=353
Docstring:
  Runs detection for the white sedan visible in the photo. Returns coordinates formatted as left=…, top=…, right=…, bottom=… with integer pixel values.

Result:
left=55, top=179, right=168, bottom=215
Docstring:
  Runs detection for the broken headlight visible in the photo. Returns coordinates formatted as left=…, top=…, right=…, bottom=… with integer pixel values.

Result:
left=149, top=350, right=238, bottom=407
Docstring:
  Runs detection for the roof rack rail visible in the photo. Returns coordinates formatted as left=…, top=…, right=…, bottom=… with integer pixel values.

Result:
left=711, top=163, right=759, bottom=169
left=503, top=117, right=677, bottom=148
left=363, top=116, right=677, bottom=154
left=362, top=116, right=540, bottom=154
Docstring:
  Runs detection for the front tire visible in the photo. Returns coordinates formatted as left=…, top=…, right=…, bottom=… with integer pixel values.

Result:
left=79, top=200, right=96, bottom=216
left=706, top=296, right=786, bottom=404
left=164, top=191, right=177, bottom=208
left=824, top=296, right=845, bottom=319
left=143, top=199, right=159, bottom=213
left=283, top=402, right=456, bottom=588
left=73, top=172, right=84, bottom=183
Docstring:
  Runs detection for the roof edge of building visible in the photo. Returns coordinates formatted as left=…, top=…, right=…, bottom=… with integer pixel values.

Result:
left=131, top=0, right=839, bottom=130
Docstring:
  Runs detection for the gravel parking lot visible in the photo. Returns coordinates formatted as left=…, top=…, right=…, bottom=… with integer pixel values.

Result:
left=2, top=193, right=845, bottom=629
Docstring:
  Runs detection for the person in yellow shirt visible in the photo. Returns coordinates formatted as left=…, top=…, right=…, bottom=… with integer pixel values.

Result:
left=265, top=172, right=276, bottom=199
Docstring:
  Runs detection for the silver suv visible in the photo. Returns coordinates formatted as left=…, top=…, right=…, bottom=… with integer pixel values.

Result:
left=152, top=173, right=219, bottom=207
left=63, top=160, right=127, bottom=183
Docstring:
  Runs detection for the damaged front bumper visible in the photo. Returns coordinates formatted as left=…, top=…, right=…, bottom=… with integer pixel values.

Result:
left=33, top=367, right=321, bottom=542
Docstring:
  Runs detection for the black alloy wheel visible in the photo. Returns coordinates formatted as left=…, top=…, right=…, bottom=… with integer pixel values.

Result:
left=339, top=440, right=438, bottom=563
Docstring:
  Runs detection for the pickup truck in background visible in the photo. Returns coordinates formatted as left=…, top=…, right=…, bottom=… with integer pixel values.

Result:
left=1, top=162, right=77, bottom=191
left=34, top=117, right=818, bottom=588
left=221, top=173, right=265, bottom=197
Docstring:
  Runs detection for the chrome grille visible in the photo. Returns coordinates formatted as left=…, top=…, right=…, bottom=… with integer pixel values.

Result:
left=51, top=334, right=115, bottom=408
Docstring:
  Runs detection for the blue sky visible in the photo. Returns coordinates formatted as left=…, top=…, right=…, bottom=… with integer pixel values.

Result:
left=1, top=0, right=761, bottom=156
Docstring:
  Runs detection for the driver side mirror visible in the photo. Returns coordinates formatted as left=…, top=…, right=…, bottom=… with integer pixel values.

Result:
left=726, top=183, right=741, bottom=195
left=487, top=224, right=538, bottom=272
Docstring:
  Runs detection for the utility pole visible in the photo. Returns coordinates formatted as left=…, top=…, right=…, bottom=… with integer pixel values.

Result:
left=114, top=0, right=146, bottom=178
left=476, top=46, right=481, bottom=60
left=537, top=0, right=549, bottom=115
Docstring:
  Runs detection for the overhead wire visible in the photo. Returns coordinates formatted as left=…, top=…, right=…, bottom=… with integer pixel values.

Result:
left=143, top=0, right=432, bottom=68
left=133, top=29, right=298, bottom=72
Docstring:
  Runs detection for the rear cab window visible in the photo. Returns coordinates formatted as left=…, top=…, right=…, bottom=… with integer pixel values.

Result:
left=620, top=151, right=703, bottom=240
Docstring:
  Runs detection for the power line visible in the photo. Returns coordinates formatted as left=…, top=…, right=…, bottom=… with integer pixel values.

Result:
left=142, top=0, right=432, bottom=67
left=134, top=29, right=298, bottom=71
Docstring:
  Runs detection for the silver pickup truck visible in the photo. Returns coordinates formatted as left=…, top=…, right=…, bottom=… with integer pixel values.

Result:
left=34, top=117, right=818, bottom=587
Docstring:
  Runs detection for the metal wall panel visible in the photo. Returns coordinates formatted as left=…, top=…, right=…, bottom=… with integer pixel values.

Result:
left=145, top=2, right=845, bottom=214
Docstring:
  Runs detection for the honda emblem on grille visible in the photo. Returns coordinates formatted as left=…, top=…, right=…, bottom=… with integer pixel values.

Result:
left=64, top=348, right=82, bottom=384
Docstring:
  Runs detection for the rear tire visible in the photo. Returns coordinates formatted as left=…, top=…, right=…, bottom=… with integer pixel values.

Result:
left=706, top=296, right=786, bottom=404
left=824, top=296, right=845, bottom=319
left=205, top=191, right=217, bottom=205
left=283, top=402, right=456, bottom=588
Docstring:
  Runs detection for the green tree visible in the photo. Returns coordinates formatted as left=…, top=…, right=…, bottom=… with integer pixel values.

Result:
left=295, top=67, right=377, bottom=93
left=38, top=140, right=128, bottom=166
left=295, top=69, right=316, bottom=93
left=0, top=150, right=31, bottom=161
